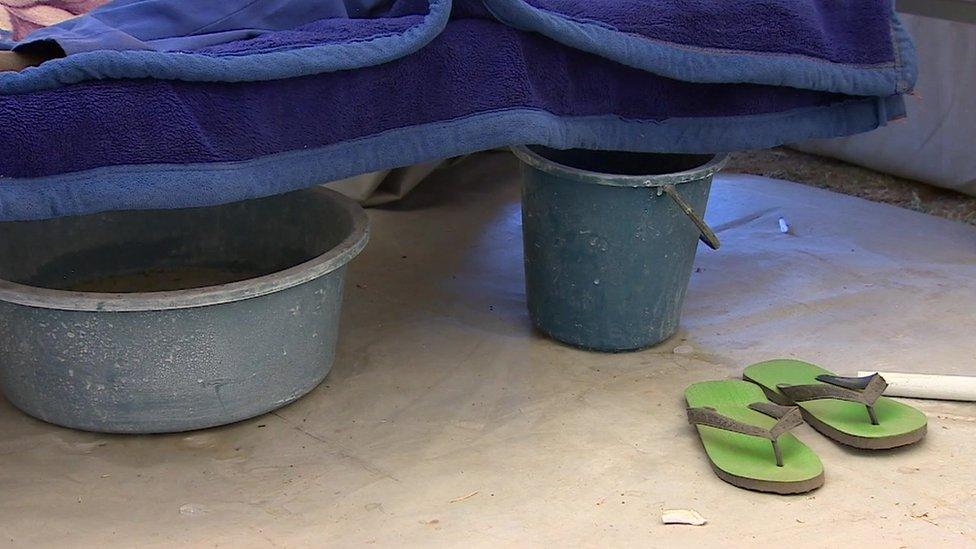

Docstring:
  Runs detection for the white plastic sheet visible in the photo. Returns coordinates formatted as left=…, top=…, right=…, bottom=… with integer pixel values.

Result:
left=796, top=14, right=976, bottom=196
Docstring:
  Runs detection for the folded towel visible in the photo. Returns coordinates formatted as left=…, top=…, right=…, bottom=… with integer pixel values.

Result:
left=2, top=0, right=913, bottom=96
left=0, top=1, right=915, bottom=221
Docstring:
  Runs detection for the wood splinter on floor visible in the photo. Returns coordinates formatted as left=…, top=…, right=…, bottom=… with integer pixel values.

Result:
left=449, top=491, right=479, bottom=503
left=661, top=509, right=707, bottom=526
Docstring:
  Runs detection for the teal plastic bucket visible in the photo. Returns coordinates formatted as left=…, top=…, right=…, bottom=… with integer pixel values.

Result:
left=513, top=146, right=728, bottom=352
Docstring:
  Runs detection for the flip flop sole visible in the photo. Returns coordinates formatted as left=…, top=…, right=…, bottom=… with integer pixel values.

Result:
left=743, top=360, right=928, bottom=449
left=799, top=410, right=927, bottom=449
left=707, top=459, right=825, bottom=494
left=685, top=380, right=824, bottom=494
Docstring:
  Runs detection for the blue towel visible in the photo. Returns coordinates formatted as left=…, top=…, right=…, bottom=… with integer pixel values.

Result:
left=13, top=0, right=394, bottom=54
left=0, top=0, right=916, bottom=221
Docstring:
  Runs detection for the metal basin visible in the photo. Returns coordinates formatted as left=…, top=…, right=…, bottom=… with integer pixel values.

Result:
left=0, top=188, right=368, bottom=433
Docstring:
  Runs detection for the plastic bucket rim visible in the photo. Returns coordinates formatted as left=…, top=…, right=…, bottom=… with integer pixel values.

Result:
left=0, top=187, right=370, bottom=312
left=511, top=145, right=729, bottom=188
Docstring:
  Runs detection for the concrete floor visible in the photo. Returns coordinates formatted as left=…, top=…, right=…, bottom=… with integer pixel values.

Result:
left=2, top=152, right=976, bottom=547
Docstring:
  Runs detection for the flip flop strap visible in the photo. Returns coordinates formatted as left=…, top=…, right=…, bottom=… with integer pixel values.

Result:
left=778, top=373, right=888, bottom=406
left=687, top=402, right=802, bottom=466
left=686, top=402, right=803, bottom=441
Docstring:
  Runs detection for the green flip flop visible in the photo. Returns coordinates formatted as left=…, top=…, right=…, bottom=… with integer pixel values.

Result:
left=743, top=359, right=927, bottom=449
left=685, top=380, right=824, bottom=494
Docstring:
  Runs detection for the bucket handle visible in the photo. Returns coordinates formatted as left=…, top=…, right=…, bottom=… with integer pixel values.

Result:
left=659, top=184, right=721, bottom=250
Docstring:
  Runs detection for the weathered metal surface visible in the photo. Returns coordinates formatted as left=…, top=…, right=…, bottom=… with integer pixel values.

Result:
left=0, top=188, right=368, bottom=433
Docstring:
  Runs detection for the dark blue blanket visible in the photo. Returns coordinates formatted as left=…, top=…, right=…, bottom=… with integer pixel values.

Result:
left=0, top=0, right=915, bottom=221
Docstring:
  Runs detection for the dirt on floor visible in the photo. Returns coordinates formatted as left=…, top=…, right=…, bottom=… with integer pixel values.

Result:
left=726, top=147, right=976, bottom=226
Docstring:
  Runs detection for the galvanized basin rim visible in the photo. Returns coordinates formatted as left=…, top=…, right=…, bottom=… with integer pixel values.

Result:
left=511, top=146, right=729, bottom=188
left=0, top=188, right=369, bottom=312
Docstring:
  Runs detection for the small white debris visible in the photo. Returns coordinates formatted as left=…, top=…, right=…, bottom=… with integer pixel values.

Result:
left=662, top=509, right=707, bottom=526
left=778, top=217, right=791, bottom=234
left=179, top=503, right=207, bottom=517
left=673, top=344, right=694, bottom=355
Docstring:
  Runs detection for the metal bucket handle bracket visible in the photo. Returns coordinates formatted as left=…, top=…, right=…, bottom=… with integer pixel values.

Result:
left=659, top=184, right=721, bottom=250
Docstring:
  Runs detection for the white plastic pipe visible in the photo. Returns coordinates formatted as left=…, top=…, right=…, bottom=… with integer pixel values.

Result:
left=858, top=371, right=976, bottom=402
